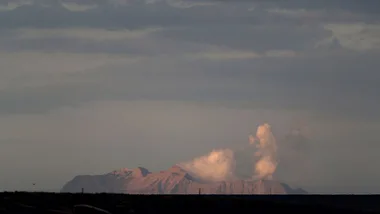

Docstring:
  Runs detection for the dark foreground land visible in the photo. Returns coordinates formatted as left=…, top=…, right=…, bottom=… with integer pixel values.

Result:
left=1, top=192, right=380, bottom=214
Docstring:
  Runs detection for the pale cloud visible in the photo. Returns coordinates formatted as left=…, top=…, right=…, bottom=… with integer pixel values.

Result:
left=323, top=23, right=380, bottom=51
left=0, top=27, right=220, bottom=55
left=61, top=2, right=98, bottom=12
left=191, top=50, right=261, bottom=60
left=267, top=8, right=324, bottom=18
left=265, top=7, right=375, bottom=25
left=0, top=2, right=21, bottom=11
left=0, top=0, right=32, bottom=11
left=165, top=0, right=217, bottom=8
left=264, top=50, right=298, bottom=58
left=101, top=0, right=217, bottom=8
left=14, top=27, right=162, bottom=41
left=190, top=50, right=299, bottom=60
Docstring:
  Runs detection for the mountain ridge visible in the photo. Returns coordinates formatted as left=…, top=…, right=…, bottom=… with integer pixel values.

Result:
left=61, top=166, right=307, bottom=194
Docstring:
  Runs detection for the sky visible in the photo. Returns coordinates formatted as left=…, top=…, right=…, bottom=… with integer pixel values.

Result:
left=0, top=0, right=380, bottom=194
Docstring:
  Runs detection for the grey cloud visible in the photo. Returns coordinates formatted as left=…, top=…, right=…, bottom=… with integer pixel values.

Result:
left=0, top=1, right=226, bottom=29
left=0, top=37, right=152, bottom=55
left=0, top=0, right=376, bottom=30
left=0, top=0, right=376, bottom=62
left=155, top=25, right=331, bottom=52
left=0, top=0, right=373, bottom=55
left=214, top=0, right=380, bottom=15
left=58, top=0, right=108, bottom=5
left=274, top=0, right=380, bottom=15
left=0, top=29, right=327, bottom=55
left=1, top=51, right=379, bottom=123
left=0, top=23, right=332, bottom=57
left=0, top=0, right=106, bottom=6
left=0, top=30, right=217, bottom=55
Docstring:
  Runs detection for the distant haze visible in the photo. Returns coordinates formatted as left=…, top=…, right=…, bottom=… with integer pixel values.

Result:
left=1, top=0, right=380, bottom=194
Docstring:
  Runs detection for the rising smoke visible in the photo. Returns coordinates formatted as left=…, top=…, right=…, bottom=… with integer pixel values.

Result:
left=249, top=123, right=278, bottom=180
left=179, top=123, right=279, bottom=182
left=178, top=149, right=236, bottom=182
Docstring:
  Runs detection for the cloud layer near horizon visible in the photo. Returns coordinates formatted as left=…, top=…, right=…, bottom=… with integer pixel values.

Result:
left=1, top=0, right=380, bottom=193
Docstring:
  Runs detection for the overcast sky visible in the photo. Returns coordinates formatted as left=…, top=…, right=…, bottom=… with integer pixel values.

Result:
left=0, top=0, right=380, bottom=193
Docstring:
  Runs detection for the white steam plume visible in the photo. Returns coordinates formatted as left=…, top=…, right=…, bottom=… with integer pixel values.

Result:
left=178, top=149, right=236, bottom=182
left=249, top=123, right=278, bottom=180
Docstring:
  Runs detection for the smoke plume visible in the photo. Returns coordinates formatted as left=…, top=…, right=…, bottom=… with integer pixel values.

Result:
left=179, top=123, right=278, bottom=182
left=249, top=123, right=278, bottom=180
left=178, top=149, right=236, bottom=182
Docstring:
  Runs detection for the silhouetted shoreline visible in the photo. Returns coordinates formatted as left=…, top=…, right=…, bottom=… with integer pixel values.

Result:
left=1, top=192, right=380, bottom=214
